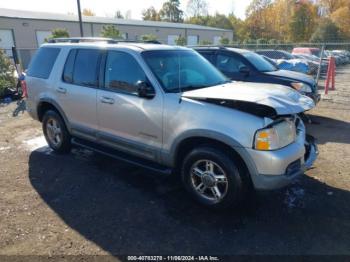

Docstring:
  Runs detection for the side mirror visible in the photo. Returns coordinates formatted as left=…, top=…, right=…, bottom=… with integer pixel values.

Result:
left=239, top=66, right=250, bottom=76
left=136, top=80, right=156, bottom=99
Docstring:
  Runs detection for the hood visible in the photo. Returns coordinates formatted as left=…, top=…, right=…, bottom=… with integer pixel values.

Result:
left=264, top=70, right=315, bottom=86
left=182, top=82, right=315, bottom=117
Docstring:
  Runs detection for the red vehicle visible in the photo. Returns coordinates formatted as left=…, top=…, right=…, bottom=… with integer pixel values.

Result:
left=292, top=48, right=321, bottom=57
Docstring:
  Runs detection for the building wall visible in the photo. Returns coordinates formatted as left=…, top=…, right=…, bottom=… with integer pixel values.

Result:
left=0, top=16, right=233, bottom=67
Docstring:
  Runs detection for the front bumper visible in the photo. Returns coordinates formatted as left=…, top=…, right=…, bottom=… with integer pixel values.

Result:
left=305, top=92, right=321, bottom=104
left=246, top=122, right=318, bottom=190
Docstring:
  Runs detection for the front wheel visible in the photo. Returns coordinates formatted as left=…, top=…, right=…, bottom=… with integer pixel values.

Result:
left=42, top=110, right=71, bottom=153
left=181, top=146, right=245, bottom=209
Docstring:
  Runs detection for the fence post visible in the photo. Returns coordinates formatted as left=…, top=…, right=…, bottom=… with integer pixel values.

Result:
left=315, top=44, right=325, bottom=86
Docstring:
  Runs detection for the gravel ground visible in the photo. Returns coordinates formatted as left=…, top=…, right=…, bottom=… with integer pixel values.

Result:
left=0, top=68, right=350, bottom=259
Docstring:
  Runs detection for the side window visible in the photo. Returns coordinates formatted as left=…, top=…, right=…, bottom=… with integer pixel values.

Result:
left=104, top=51, right=146, bottom=94
left=62, top=49, right=77, bottom=83
left=27, top=47, right=60, bottom=79
left=216, top=54, right=246, bottom=73
left=199, top=52, right=214, bottom=64
left=72, top=49, right=100, bottom=87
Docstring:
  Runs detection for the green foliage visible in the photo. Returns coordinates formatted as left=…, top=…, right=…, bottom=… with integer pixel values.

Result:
left=142, top=6, right=160, bottom=21
left=0, top=50, right=16, bottom=97
left=219, top=37, right=230, bottom=45
left=199, top=39, right=212, bottom=45
left=159, top=0, right=184, bottom=22
left=310, top=18, right=341, bottom=42
left=175, top=35, right=186, bottom=46
left=288, top=3, right=317, bottom=42
left=100, top=25, right=123, bottom=39
left=141, top=34, right=158, bottom=42
left=46, top=28, right=69, bottom=41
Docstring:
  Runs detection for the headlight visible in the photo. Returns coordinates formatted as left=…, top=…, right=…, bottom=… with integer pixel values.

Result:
left=254, top=120, right=296, bottom=151
left=291, top=82, right=312, bottom=93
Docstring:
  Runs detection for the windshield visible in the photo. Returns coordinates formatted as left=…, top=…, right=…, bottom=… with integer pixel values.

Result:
left=142, top=50, right=229, bottom=92
left=243, top=52, right=277, bottom=72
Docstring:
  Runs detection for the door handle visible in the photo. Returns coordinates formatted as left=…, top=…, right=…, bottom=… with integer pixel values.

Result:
left=100, top=96, right=115, bottom=104
left=56, top=87, right=67, bottom=94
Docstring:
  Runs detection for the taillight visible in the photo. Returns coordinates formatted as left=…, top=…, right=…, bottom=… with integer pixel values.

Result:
left=21, top=80, right=28, bottom=98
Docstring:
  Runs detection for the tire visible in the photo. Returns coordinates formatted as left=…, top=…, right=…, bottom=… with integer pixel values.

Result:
left=181, top=146, right=245, bottom=209
left=42, top=110, right=71, bottom=153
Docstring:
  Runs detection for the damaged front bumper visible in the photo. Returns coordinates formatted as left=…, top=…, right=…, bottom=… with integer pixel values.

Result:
left=247, top=130, right=318, bottom=191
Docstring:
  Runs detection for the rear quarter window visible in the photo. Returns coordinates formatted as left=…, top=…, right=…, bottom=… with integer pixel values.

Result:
left=27, top=47, right=60, bottom=79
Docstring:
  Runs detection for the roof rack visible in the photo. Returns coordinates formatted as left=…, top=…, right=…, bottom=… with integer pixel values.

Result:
left=47, top=37, right=162, bottom=45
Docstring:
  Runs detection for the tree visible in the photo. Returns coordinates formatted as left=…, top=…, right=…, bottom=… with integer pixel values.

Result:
left=82, top=8, right=95, bottom=16
left=288, top=2, right=318, bottom=42
left=199, top=39, right=212, bottom=45
left=219, top=37, right=230, bottom=45
left=100, top=25, right=122, bottom=39
left=46, top=28, right=70, bottom=41
left=310, top=18, right=341, bottom=42
left=186, top=0, right=208, bottom=17
left=159, top=0, right=184, bottom=22
left=114, top=10, right=124, bottom=19
left=331, top=6, right=350, bottom=39
left=175, top=35, right=186, bottom=46
left=0, top=50, right=16, bottom=97
left=142, top=6, right=160, bottom=21
left=141, top=34, right=158, bottom=42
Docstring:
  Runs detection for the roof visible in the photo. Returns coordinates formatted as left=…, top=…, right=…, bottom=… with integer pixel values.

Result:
left=193, top=46, right=251, bottom=54
left=0, top=8, right=231, bottom=32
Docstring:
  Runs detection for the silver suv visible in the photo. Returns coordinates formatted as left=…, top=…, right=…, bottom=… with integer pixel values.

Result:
left=26, top=39, right=318, bottom=209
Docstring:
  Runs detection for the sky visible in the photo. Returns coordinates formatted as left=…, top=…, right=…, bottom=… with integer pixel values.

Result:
left=0, top=0, right=251, bottom=20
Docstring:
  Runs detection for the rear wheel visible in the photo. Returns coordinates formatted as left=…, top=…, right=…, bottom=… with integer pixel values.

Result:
left=181, top=146, right=245, bottom=209
left=42, top=110, right=71, bottom=153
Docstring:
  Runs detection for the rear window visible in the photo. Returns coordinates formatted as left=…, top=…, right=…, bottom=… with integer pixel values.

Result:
left=27, top=47, right=60, bottom=79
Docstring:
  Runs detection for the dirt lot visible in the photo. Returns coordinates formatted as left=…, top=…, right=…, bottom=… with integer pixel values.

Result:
left=1, top=67, right=350, bottom=258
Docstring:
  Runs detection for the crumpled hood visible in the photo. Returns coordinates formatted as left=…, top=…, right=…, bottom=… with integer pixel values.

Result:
left=182, top=82, right=315, bottom=116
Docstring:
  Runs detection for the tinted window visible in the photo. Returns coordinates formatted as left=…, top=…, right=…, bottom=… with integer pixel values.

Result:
left=217, top=54, right=246, bottom=73
left=27, top=47, right=60, bottom=79
left=142, top=50, right=227, bottom=92
left=104, top=51, right=146, bottom=94
left=243, top=52, right=277, bottom=72
left=72, top=49, right=100, bottom=87
left=62, top=49, right=77, bottom=83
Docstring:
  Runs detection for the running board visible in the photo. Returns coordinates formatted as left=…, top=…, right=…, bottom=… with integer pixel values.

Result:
left=71, top=138, right=172, bottom=175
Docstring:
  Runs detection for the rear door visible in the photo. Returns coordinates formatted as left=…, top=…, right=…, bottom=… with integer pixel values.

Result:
left=96, top=50, right=163, bottom=161
left=58, top=48, right=101, bottom=141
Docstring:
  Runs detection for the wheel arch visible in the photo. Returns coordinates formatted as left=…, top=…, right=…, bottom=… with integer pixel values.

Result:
left=171, top=132, right=258, bottom=185
left=37, top=98, right=71, bottom=131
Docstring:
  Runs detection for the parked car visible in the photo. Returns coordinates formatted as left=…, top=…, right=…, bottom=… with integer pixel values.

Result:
left=292, top=47, right=321, bottom=57
left=25, top=39, right=318, bottom=209
left=194, top=46, right=320, bottom=104
left=255, top=50, right=310, bottom=74
left=292, top=54, right=328, bottom=75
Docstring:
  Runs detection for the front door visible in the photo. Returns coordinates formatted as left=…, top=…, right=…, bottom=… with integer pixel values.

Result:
left=97, top=51, right=163, bottom=161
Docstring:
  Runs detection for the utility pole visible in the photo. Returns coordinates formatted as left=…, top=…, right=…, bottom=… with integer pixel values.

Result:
left=77, top=0, right=84, bottom=37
